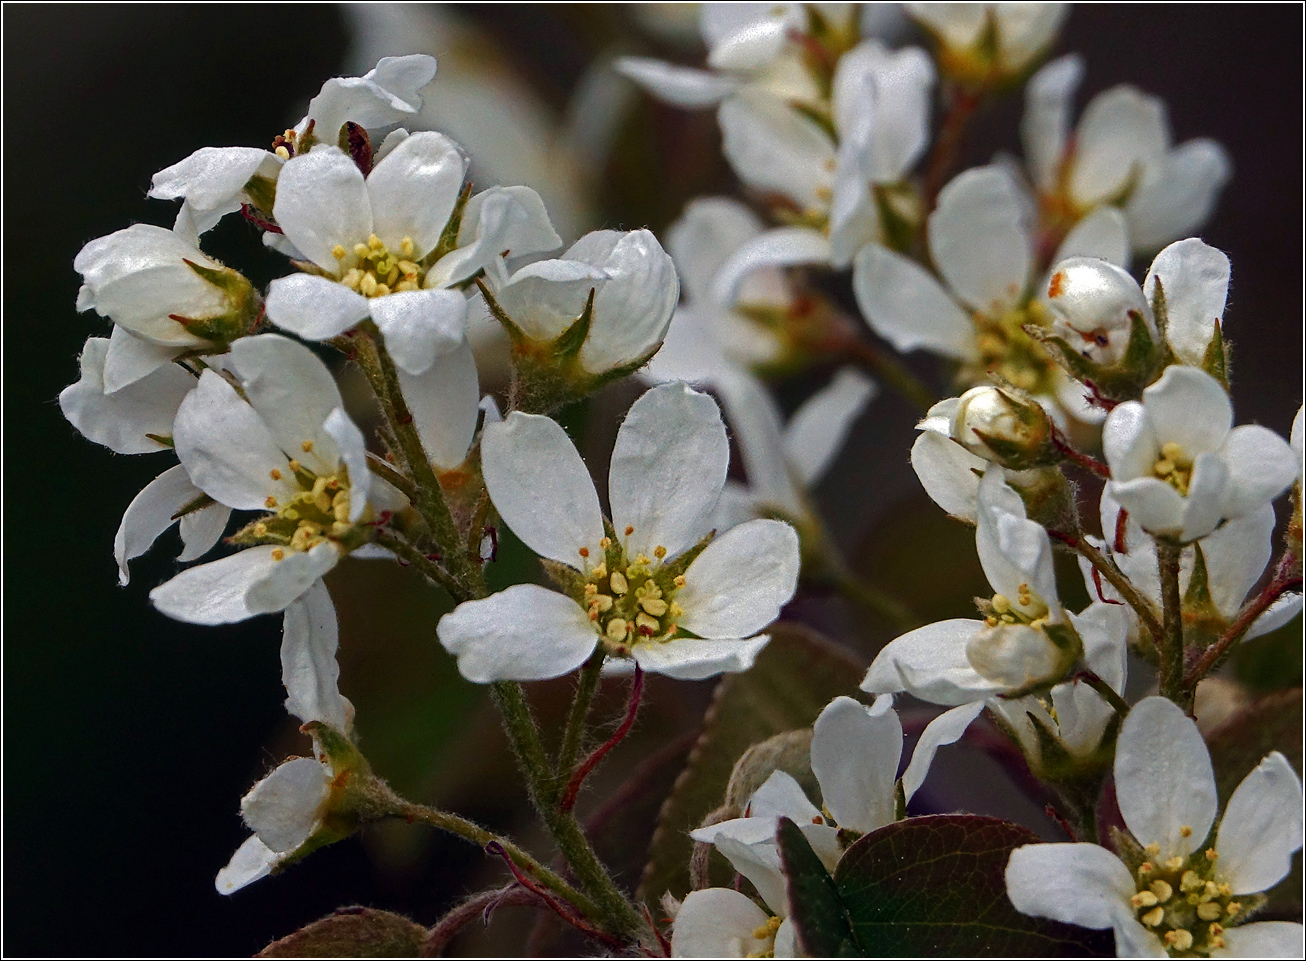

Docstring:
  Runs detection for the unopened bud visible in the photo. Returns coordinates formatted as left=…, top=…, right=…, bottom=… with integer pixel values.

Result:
left=1046, top=258, right=1152, bottom=366
left=966, top=622, right=1076, bottom=693
left=951, top=386, right=1054, bottom=469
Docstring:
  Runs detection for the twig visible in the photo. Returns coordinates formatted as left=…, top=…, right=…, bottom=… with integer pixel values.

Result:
left=1074, top=670, right=1130, bottom=719
left=1051, top=531, right=1164, bottom=644
left=561, top=666, right=645, bottom=812
left=372, top=530, right=467, bottom=603
left=422, top=886, right=541, bottom=957
left=1051, top=426, right=1111, bottom=478
left=1156, top=538, right=1186, bottom=704
left=484, top=843, right=625, bottom=951
left=555, top=649, right=607, bottom=789
left=366, top=452, right=417, bottom=501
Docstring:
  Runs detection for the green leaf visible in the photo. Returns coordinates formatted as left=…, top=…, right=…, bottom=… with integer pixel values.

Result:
left=826, top=816, right=1112, bottom=957
left=636, top=623, right=864, bottom=905
left=257, top=907, right=429, bottom=957
left=777, top=817, right=858, bottom=956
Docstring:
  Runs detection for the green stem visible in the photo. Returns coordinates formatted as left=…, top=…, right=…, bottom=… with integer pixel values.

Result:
left=372, top=530, right=469, bottom=604
left=831, top=567, right=918, bottom=632
left=1065, top=535, right=1165, bottom=646
left=490, top=680, right=644, bottom=939
left=1156, top=538, right=1187, bottom=706
left=366, top=452, right=417, bottom=502
left=556, top=650, right=606, bottom=784
left=1078, top=670, right=1130, bottom=719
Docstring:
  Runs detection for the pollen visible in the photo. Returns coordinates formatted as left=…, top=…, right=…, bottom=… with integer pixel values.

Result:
left=271, top=548, right=285, bottom=561
left=269, top=469, right=282, bottom=480
left=1164, top=930, right=1194, bottom=951
left=1197, top=902, right=1222, bottom=921
left=1131, top=891, right=1158, bottom=909
left=1205, top=848, right=1219, bottom=861
left=265, top=496, right=278, bottom=508
left=288, top=459, right=302, bottom=472
left=274, top=145, right=291, bottom=160
left=1141, top=907, right=1164, bottom=927
left=301, top=440, right=314, bottom=452
left=600, top=537, right=612, bottom=549
left=331, top=245, right=347, bottom=260
left=400, top=236, right=414, bottom=257
left=674, top=575, right=686, bottom=587
left=654, top=545, right=667, bottom=559
left=624, top=525, right=634, bottom=536
left=1149, top=880, right=1173, bottom=902
left=578, top=546, right=590, bottom=558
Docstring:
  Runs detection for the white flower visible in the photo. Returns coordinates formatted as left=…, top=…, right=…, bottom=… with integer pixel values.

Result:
left=863, top=470, right=1082, bottom=703
left=149, top=55, right=438, bottom=237
left=1006, top=696, right=1304, bottom=957
left=854, top=164, right=1128, bottom=402
left=59, top=336, right=232, bottom=584
left=679, top=693, right=978, bottom=956
left=217, top=581, right=350, bottom=894
left=487, top=228, right=678, bottom=376
left=74, top=225, right=257, bottom=389
left=1022, top=55, right=1231, bottom=254
left=437, top=382, right=800, bottom=682
left=149, top=335, right=385, bottom=625
left=1103, top=366, right=1298, bottom=542
left=908, top=3, right=1067, bottom=82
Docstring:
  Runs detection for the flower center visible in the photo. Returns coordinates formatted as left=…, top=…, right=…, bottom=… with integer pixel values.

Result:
left=982, top=583, right=1050, bottom=628
left=577, top=532, right=684, bottom=655
left=963, top=302, right=1058, bottom=395
left=330, top=233, right=425, bottom=297
left=1130, top=845, right=1245, bottom=956
left=746, top=915, right=783, bottom=958
left=243, top=450, right=368, bottom=558
left=1152, top=442, right=1194, bottom=496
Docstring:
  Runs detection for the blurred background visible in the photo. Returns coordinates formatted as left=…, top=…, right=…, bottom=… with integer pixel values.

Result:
left=5, top=4, right=1301, bottom=955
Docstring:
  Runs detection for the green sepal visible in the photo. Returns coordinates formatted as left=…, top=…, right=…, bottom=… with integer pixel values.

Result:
left=424, top=181, right=473, bottom=268
left=654, top=528, right=716, bottom=590
left=539, top=558, right=589, bottom=604
left=302, top=721, right=370, bottom=782
left=550, top=288, right=596, bottom=360
left=1181, top=543, right=1226, bottom=646
left=1201, top=320, right=1231, bottom=389
left=476, top=278, right=526, bottom=343
left=1150, top=276, right=1170, bottom=340
left=969, top=427, right=1059, bottom=471
left=1026, top=310, right=1169, bottom=405
left=170, top=492, right=215, bottom=521
left=242, top=174, right=277, bottom=214
left=145, top=432, right=174, bottom=449
left=790, top=99, right=838, bottom=143
left=289, top=258, right=334, bottom=279
left=177, top=259, right=262, bottom=344
left=1110, top=825, right=1148, bottom=874
left=1008, top=466, right=1080, bottom=535
left=873, top=181, right=921, bottom=256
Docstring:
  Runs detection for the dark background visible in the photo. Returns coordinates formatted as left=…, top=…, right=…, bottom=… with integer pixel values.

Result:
left=5, top=5, right=1302, bottom=956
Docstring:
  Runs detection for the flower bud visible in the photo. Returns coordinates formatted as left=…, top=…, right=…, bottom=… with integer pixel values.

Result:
left=1045, top=258, right=1152, bottom=367
left=966, top=623, right=1074, bottom=693
left=951, top=385, right=1055, bottom=469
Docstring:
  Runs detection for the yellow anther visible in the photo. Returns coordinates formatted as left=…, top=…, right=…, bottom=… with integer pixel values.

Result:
left=1160, top=441, right=1185, bottom=462
left=1197, top=902, right=1222, bottom=921
left=301, top=440, right=314, bottom=453
left=331, top=244, right=347, bottom=260
left=584, top=583, right=597, bottom=595
left=610, top=571, right=629, bottom=594
left=578, top=546, right=590, bottom=558
left=624, top=525, right=635, bottom=536
left=394, top=279, right=420, bottom=292
left=985, top=616, right=999, bottom=627
left=400, top=237, right=414, bottom=257
left=599, top=537, right=612, bottom=549
left=605, top=618, right=628, bottom=641
left=588, top=609, right=599, bottom=622
left=265, top=496, right=278, bottom=508
left=288, top=459, right=302, bottom=472
left=1145, top=843, right=1161, bottom=856
left=592, top=563, right=607, bottom=579
left=673, top=575, right=686, bottom=587
left=1225, top=902, right=1241, bottom=917
left=353, top=242, right=370, bottom=258
left=654, top=545, right=667, bottom=559
left=360, top=273, right=378, bottom=296
left=1202, top=881, right=1221, bottom=901
left=1164, top=930, right=1193, bottom=951
left=1205, top=848, right=1218, bottom=860
left=269, top=469, right=282, bottom=480
left=1138, top=862, right=1154, bottom=877
left=1130, top=891, right=1158, bottom=909
left=397, top=259, right=420, bottom=277
left=274, top=145, right=291, bottom=160
left=636, top=612, right=660, bottom=632
left=635, top=553, right=650, bottom=566
left=385, top=265, right=399, bottom=286
left=590, top=595, right=613, bottom=614
left=1178, top=825, right=1193, bottom=838
left=284, top=508, right=299, bottom=520
left=641, top=597, right=668, bottom=617
left=373, top=282, right=391, bottom=297
left=1140, top=906, right=1165, bottom=927
left=368, top=233, right=383, bottom=250
left=271, top=548, right=285, bottom=561
left=1211, top=936, right=1227, bottom=950
left=253, top=522, right=268, bottom=536
left=991, top=594, right=1011, bottom=614
left=311, top=477, right=328, bottom=498
left=669, top=602, right=684, bottom=618
left=1180, top=870, right=1204, bottom=892
left=1154, top=459, right=1175, bottom=476
left=333, top=500, right=349, bottom=523
left=1149, top=880, right=1173, bottom=903
left=1163, top=856, right=1184, bottom=872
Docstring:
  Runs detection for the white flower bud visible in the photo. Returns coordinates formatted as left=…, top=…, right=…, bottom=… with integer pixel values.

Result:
left=1045, top=257, right=1152, bottom=366
left=966, top=623, right=1065, bottom=689
left=951, top=385, right=1053, bottom=467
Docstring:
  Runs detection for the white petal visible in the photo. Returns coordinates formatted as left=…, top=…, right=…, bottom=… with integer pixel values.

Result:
left=281, top=580, right=348, bottom=731
left=1004, top=842, right=1137, bottom=930
left=902, top=701, right=985, bottom=804
left=301, top=54, right=437, bottom=139
left=929, top=166, right=1032, bottom=315
left=910, top=431, right=984, bottom=521
left=1180, top=452, right=1230, bottom=542
left=59, top=337, right=195, bottom=454
left=178, top=503, right=231, bottom=563
left=853, top=245, right=977, bottom=359
left=114, top=465, right=202, bottom=585
left=366, top=131, right=467, bottom=256
left=748, top=770, right=822, bottom=823
left=1244, top=593, right=1304, bottom=641
left=480, top=412, right=604, bottom=566
left=1219, top=425, right=1298, bottom=520
left=714, top=835, right=788, bottom=917
left=245, top=542, right=341, bottom=617
left=369, top=288, right=468, bottom=375
left=1069, top=85, right=1168, bottom=207
left=1217, top=921, right=1306, bottom=958
left=1214, top=752, right=1304, bottom=895
left=1144, top=239, right=1229, bottom=366
left=1109, top=476, right=1186, bottom=539
left=173, top=371, right=296, bottom=511
left=907, top=3, right=986, bottom=48
left=265, top=273, right=372, bottom=341
left=1021, top=53, right=1082, bottom=191
left=614, top=57, right=738, bottom=109
left=229, top=334, right=345, bottom=474
left=709, top=228, right=831, bottom=308
left=860, top=619, right=1005, bottom=705
left=784, top=369, right=876, bottom=487
left=994, top=4, right=1067, bottom=71
left=149, top=146, right=281, bottom=233
left=709, top=17, right=789, bottom=71
left=1145, top=365, right=1234, bottom=456
left=676, top=519, right=799, bottom=639
left=437, top=585, right=598, bottom=683
left=610, top=383, right=729, bottom=560
left=1071, top=602, right=1130, bottom=693
left=832, top=41, right=934, bottom=184
left=670, top=887, right=770, bottom=958
left=150, top=546, right=279, bottom=625
left=427, top=185, right=562, bottom=289
left=496, top=258, right=610, bottom=342
left=975, top=471, right=1058, bottom=606
left=1115, top=696, right=1216, bottom=860
left=633, top=635, right=771, bottom=681
left=666, top=197, right=765, bottom=305
left=1126, top=140, right=1231, bottom=254
left=714, top=371, right=801, bottom=516
left=811, top=696, right=901, bottom=834
left=399, top=338, right=480, bottom=471
left=103, top=324, right=181, bottom=394
left=216, top=835, right=277, bottom=895
left=575, top=229, right=679, bottom=374
left=1103, top=400, right=1160, bottom=483
left=718, top=91, right=834, bottom=210
left=1053, top=206, right=1129, bottom=268
left=241, top=756, right=330, bottom=853
left=321, top=408, right=371, bottom=523
left=273, top=147, right=373, bottom=270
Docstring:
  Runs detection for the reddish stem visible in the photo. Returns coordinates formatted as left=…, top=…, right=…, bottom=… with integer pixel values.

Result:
left=559, top=666, right=644, bottom=812
left=923, top=86, right=983, bottom=212
left=1184, top=553, right=1302, bottom=687
left=1051, top=426, right=1111, bottom=478
left=483, top=842, right=623, bottom=950
left=240, top=203, right=283, bottom=233
left=1045, top=804, right=1076, bottom=840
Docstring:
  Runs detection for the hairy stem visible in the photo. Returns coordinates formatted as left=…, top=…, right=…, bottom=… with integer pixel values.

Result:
left=555, top=650, right=606, bottom=786
left=1060, top=534, right=1164, bottom=645
left=1050, top=427, right=1111, bottom=478
left=1076, top=670, right=1130, bottom=719
left=372, top=531, right=468, bottom=604
left=1156, top=538, right=1186, bottom=705
left=423, top=886, right=541, bottom=957
left=366, top=451, right=417, bottom=502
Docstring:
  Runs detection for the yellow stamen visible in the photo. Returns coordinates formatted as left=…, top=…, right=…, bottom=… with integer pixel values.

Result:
left=1197, top=902, right=1222, bottom=921
left=269, top=469, right=282, bottom=480
left=331, top=245, right=347, bottom=260
left=1164, top=930, right=1193, bottom=951
left=271, top=548, right=285, bottom=561
left=301, top=440, right=314, bottom=452
left=610, top=571, right=629, bottom=594
left=1149, top=880, right=1173, bottom=903
left=265, top=496, right=278, bottom=508
left=1140, top=906, right=1164, bottom=927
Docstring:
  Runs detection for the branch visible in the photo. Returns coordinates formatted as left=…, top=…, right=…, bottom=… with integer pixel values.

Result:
left=372, top=530, right=468, bottom=604
left=1156, top=538, right=1186, bottom=704
left=555, top=649, right=606, bottom=787
left=422, top=886, right=541, bottom=957
left=1052, top=532, right=1164, bottom=644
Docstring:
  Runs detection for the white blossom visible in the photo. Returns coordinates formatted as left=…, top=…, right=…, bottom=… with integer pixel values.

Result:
left=1006, top=696, right=1304, bottom=957
left=1022, top=55, right=1231, bottom=254
left=149, top=335, right=389, bottom=625
left=908, top=3, right=1067, bottom=81
left=437, top=382, right=800, bottom=682
left=1103, top=366, right=1297, bottom=542
left=150, top=55, right=438, bottom=237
